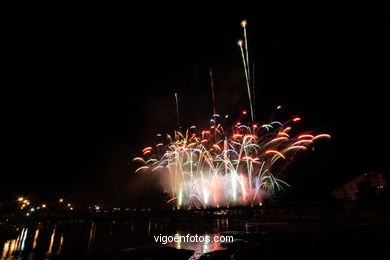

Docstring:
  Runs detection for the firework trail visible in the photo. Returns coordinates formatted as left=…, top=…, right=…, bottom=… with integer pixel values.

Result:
left=238, top=40, right=254, bottom=123
left=242, top=20, right=250, bottom=81
left=238, top=20, right=255, bottom=123
left=174, top=93, right=180, bottom=129
left=252, top=62, right=256, bottom=121
left=210, top=68, right=216, bottom=118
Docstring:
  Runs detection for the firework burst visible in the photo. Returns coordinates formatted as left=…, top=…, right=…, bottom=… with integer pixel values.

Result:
left=134, top=116, right=330, bottom=209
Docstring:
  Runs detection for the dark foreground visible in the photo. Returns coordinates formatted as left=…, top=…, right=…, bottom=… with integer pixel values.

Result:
left=1, top=201, right=390, bottom=260
left=200, top=222, right=390, bottom=259
left=1, top=219, right=389, bottom=260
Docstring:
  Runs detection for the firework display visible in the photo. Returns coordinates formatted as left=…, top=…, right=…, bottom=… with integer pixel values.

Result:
left=134, top=20, right=330, bottom=209
left=134, top=116, right=330, bottom=209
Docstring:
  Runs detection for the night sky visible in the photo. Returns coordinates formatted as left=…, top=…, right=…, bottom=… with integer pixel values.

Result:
left=2, top=9, right=388, bottom=208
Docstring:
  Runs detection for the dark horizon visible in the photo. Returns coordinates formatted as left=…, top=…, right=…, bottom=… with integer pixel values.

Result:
left=2, top=9, right=389, bottom=208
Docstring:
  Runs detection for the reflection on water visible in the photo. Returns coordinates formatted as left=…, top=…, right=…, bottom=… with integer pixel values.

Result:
left=32, top=229, right=39, bottom=250
left=87, top=222, right=95, bottom=249
left=47, top=227, right=55, bottom=254
left=0, top=217, right=245, bottom=259
left=1, top=225, right=65, bottom=259
left=168, top=231, right=226, bottom=260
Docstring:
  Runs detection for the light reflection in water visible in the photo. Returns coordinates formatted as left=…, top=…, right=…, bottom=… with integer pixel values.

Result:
left=1, top=228, right=27, bottom=259
left=47, top=226, right=56, bottom=254
left=0, top=218, right=237, bottom=259
left=147, top=220, right=151, bottom=236
left=0, top=225, right=64, bottom=259
left=130, top=220, right=135, bottom=231
left=58, top=234, right=64, bottom=253
left=1, top=240, right=9, bottom=259
left=87, top=222, right=96, bottom=249
left=32, top=228, right=39, bottom=249
left=167, top=231, right=225, bottom=260
left=175, top=233, right=181, bottom=249
left=20, top=228, right=28, bottom=251
left=15, top=229, right=22, bottom=252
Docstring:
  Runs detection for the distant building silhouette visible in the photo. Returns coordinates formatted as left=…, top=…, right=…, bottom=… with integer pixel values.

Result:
left=332, top=172, right=387, bottom=200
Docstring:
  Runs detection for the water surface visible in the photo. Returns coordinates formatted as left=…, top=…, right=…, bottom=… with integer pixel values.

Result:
left=1, top=218, right=251, bottom=259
